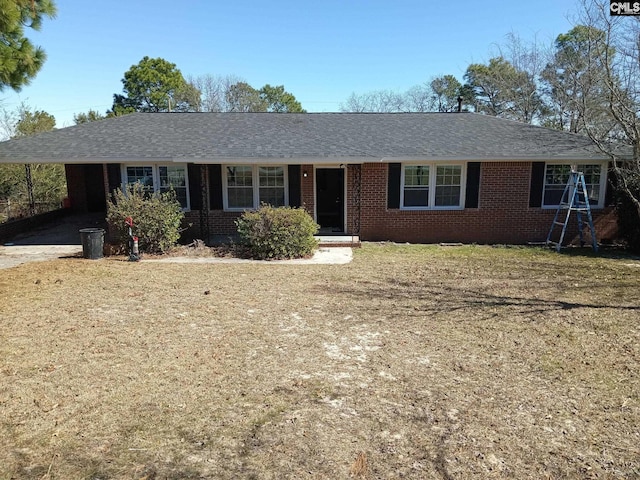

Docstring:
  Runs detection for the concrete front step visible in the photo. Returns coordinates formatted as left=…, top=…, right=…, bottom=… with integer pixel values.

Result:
left=207, top=234, right=361, bottom=248
left=316, top=235, right=361, bottom=248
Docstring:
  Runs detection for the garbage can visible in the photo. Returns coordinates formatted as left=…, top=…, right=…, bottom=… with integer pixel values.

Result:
left=79, top=228, right=105, bottom=260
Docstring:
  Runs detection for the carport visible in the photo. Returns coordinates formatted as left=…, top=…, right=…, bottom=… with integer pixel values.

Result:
left=0, top=213, right=105, bottom=269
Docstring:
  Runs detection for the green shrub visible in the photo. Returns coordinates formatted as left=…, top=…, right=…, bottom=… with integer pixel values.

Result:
left=107, top=184, right=184, bottom=254
left=235, top=204, right=319, bottom=260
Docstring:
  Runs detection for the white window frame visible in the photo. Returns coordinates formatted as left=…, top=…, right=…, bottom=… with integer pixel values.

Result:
left=400, top=162, right=466, bottom=210
left=542, top=162, right=607, bottom=209
left=121, top=163, right=190, bottom=211
left=222, top=164, right=289, bottom=211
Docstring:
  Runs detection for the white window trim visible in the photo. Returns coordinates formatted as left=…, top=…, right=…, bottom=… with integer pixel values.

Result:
left=222, top=164, right=289, bottom=211
left=541, top=161, right=607, bottom=209
left=400, top=162, right=466, bottom=210
left=121, top=163, right=191, bottom=211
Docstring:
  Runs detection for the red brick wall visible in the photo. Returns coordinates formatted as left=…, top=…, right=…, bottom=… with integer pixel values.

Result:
left=184, top=209, right=241, bottom=236
left=301, top=168, right=314, bottom=216
left=152, top=161, right=619, bottom=245
left=184, top=167, right=318, bottom=237
left=358, top=162, right=617, bottom=245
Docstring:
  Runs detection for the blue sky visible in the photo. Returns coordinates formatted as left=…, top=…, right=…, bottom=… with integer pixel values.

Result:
left=2, top=0, right=580, bottom=127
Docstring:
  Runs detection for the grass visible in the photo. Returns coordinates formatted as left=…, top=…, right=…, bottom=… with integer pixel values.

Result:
left=0, top=243, right=639, bottom=479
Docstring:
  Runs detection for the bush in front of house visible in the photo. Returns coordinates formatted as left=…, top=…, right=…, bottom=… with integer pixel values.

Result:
left=107, top=184, right=184, bottom=254
left=235, top=204, right=319, bottom=260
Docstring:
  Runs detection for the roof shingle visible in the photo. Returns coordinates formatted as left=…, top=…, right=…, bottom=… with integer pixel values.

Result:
left=0, top=112, right=607, bottom=164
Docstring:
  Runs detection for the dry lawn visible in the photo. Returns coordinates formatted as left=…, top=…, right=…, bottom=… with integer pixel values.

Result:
left=1, top=244, right=639, bottom=479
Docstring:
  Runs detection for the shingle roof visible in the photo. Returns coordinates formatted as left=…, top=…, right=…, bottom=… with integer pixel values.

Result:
left=0, top=112, right=608, bottom=164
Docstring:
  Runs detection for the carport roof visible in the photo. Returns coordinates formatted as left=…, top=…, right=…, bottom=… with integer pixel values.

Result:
left=0, top=111, right=609, bottom=164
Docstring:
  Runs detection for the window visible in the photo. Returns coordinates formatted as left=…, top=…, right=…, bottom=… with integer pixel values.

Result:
left=259, top=166, right=285, bottom=206
left=401, top=163, right=464, bottom=209
left=159, top=166, right=187, bottom=208
left=543, top=163, right=605, bottom=208
left=223, top=165, right=287, bottom=210
left=226, top=166, right=254, bottom=209
left=403, top=165, right=430, bottom=207
left=125, top=166, right=154, bottom=194
left=435, top=165, right=462, bottom=207
left=123, top=164, right=190, bottom=210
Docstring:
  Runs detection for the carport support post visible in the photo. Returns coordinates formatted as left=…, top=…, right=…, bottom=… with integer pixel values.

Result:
left=25, top=164, right=35, bottom=217
left=199, top=165, right=210, bottom=242
left=103, top=164, right=110, bottom=209
left=102, top=164, right=111, bottom=240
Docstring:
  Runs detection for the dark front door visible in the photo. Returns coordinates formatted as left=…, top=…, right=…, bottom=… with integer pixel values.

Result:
left=316, top=168, right=344, bottom=232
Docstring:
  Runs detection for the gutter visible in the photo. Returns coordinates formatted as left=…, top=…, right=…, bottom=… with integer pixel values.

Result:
left=0, top=154, right=612, bottom=165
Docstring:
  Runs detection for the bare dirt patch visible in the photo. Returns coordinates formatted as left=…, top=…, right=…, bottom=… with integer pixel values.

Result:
left=1, top=244, right=639, bottom=479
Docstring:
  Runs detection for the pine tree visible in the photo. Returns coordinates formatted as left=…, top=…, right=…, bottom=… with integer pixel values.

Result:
left=0, top=0, right=57, bottom=91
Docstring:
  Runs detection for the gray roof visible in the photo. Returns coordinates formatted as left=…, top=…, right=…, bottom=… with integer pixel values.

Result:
left=0, top=112, right=608, bottom=164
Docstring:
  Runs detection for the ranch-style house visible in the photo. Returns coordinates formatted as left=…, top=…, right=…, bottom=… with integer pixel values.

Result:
left=0, top=112, right=618, bottom=244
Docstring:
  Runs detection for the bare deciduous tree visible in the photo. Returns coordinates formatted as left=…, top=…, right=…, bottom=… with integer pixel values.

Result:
left=188, top=74, right=244, bottom=112
left=339, top=90, right=407, bottom=113
left=403, top=83, right=434, bottom=112
left=574, top=0, right=640, bottom=246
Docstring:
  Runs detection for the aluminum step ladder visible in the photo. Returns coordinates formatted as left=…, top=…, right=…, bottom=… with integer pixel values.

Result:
left=546, top=167, right=598, bottom=253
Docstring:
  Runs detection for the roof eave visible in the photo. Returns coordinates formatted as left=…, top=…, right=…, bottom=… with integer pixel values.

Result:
left=0, top=154, right=612, bottom=165
left=380, top=154, right=611, bottom=162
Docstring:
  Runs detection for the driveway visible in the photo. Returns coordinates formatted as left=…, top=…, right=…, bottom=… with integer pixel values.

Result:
left=0, top=213, right=105, bottom=269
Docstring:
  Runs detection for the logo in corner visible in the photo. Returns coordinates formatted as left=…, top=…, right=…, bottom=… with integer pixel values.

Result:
left=610, top=1, right=640, bottom=15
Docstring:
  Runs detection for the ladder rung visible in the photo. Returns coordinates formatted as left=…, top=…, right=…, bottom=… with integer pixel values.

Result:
left=546, top=171, right=597, bottom=252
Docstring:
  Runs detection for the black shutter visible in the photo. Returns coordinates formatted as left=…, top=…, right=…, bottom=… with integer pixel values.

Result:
left=209, top=164, right=223, bottom=210
left=187, top=163, right=202, bottom=210
left=465, top=162, right=481, bottom=208
left=288, top=165, right=301, bottom=207
left=387, top=163, right=401, bottom=209
left=107, top=164, right=121, bottom=193
left=529, top=162, right=545, bottom=208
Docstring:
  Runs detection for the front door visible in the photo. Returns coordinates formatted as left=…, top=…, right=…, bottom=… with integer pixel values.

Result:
left=316, top=168, right=344, bottom=233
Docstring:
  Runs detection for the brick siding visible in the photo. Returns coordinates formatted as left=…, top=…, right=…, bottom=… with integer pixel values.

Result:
left=183, top=167, right=317, bottom=238
left=69, top=161, right=619, bottom=245
left=358, top=162, right=617, bottom=245
left=301, top=167, right=315, bottom=216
